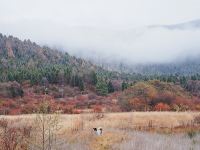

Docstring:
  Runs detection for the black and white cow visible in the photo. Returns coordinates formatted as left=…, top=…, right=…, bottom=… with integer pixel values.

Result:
left=93, top=127, right=103, bottom=135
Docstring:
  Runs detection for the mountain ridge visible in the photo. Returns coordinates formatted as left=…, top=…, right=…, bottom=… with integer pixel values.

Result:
left=149, top=19, right=200, bottom=30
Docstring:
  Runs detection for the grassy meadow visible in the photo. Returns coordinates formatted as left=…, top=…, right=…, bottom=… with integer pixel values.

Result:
left=1, top=112, right=200, bottom=150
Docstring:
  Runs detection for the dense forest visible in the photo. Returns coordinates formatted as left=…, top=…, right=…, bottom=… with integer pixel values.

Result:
left=0, top=33, right=200, bottom=115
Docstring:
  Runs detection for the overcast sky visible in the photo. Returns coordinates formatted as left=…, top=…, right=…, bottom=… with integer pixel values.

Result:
left=1, top=0, right=200, bottom=63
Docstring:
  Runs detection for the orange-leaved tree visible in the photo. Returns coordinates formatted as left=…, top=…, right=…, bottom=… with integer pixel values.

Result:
left=154, top=103, right=170, bottom=111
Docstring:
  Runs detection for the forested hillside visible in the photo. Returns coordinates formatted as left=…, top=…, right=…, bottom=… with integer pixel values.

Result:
left=0, top=34, right=142, bottom=91
left=0, top=33, right=100, bottom=86
left=96, top=59, right=200, bottom=76
left=0, top=33, right=200, bottom=115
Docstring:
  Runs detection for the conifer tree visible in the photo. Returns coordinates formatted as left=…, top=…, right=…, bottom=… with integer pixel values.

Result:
left=108, top=81, right=114, bottom=93
left=96, top=79, right=108, bottom=96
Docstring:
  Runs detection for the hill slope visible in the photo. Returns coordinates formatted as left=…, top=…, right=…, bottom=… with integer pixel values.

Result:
left=118, top=80, right=198, bottom=111
left=0, top=33, right=115, bottom=88
left=0, top=33, right=98, bottom=73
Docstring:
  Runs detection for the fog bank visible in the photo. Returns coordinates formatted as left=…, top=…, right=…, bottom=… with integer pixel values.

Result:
left=0, top=0, right=200, bottom=64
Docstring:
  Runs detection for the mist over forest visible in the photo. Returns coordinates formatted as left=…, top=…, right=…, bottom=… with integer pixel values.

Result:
left=1, top=0, right=200, bottom=68
left=1, top=0, right=200, bottom=114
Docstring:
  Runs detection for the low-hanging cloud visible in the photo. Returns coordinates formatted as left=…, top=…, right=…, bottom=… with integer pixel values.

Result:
left=0, top=0, right=200, bottom=64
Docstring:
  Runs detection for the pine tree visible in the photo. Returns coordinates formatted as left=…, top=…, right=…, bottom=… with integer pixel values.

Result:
left=91, top=71, right=97, bottom=85
left=78, top=78, right=84, bottom=91
left=96, top=79, right=108, bottom=96
left=122, top=81, right=128, bottom=91
left=180, top=76, right=187, bottom=87
left=108, top=81, right=114, bottom=93
left=191, top=75, right=197, bottom=81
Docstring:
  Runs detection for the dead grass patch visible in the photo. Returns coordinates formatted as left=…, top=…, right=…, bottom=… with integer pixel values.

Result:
left=90, top=131, right=127, bottom=150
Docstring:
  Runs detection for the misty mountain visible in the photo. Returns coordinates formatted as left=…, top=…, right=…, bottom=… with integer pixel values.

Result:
left=149, top=19, right=200, bottom=30
left=70, top=19, right=200, bottom=75
left=0, top=31, right=200, bottom=78
left=131, top=59, right=200, bottom=75
left=90, top=48, right=200, bottom=75
left=0, top=33, right=99, bottom=73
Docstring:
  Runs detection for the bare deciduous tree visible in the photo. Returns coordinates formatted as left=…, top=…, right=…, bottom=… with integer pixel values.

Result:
left=29, top=101, right=61, bottom=150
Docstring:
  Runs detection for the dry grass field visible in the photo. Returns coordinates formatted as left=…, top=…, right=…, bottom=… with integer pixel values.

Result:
left=1, top=112, right=200, bottom=150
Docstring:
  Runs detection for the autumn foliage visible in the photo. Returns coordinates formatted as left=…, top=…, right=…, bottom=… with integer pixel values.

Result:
left=154, top=103, right=170, bottom=111
left=119, top=80, right=200, bottom=112
left=0, top=80, right=200, bottom=115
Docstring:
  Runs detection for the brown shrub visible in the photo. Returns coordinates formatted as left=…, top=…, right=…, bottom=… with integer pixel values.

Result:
left=0, top=81, right=23, bottom=98
left=0, top=118, right=32, bottom=150
left=194, top=115, right=200, bottom=125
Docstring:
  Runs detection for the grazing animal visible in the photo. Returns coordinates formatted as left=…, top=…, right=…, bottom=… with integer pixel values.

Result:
left=93, top=127, right=103, bottom=135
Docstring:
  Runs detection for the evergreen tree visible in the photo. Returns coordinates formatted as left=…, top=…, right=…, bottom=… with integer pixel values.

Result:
left=91, top=71, right=97, bottom=85
left=108, top=81, right=114, bottom=93
left=191, top=75, right=197, bottom=80
left=122, top=81, right=128, bottom=91
left=96, top=79, right=108, bottom=96
left=78, top=78, right=84, bottom=91
left=167, top=76, right=172, bottom=83
left=180, top=76, right=187, bottom=87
